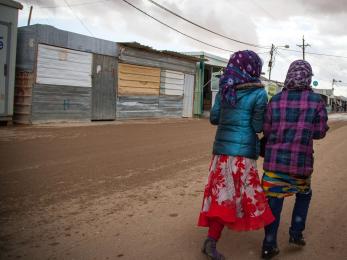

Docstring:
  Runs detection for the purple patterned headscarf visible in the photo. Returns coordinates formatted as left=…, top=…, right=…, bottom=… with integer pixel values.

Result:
left=219, top=50, right=263, bottom=107
left=284, top=60, right=313, bottom=90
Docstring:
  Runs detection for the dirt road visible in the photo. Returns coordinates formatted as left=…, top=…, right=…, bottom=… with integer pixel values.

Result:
left=1, top=118, right=347, bottom=259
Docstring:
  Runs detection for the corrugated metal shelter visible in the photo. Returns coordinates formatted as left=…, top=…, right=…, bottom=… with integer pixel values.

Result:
left=14, top=24, right=118, bottom=124
left=183, top=52, right=228, bottom=117
left=0, top=0, right=22, bottom=124
left=14, top=25, right=198, bottom=124
left=117, top=42, right=198, bottom=119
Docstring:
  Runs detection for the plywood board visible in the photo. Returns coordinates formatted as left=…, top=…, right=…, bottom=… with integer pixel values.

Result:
left=118, top=63, right=160, bottom=96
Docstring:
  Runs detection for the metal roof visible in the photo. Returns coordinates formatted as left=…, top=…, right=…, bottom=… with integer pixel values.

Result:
left=183, top=52, right=228, bottom=67
left=313, top=88, right=334, bottom=96
left=335, top=96, right=347, bottom=101
left=119, top=42, right=201, bottom=62
left=0, top=0, right=23, bottom=9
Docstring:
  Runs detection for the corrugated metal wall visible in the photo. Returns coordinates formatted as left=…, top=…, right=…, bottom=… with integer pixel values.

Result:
left=15, top=25, right=119, bottom=124
left=116, top=45, right=196, bottom=119
left=116, top=64, right=187, bottom=119
left=31, top=85, right=91, bottom=122
left=32, top=44, right=92, bottom=122
left=119, top=46, right=195, bottom=74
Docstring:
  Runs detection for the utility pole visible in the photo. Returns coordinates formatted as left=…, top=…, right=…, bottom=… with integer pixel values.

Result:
left=332, top=78, right=342, bottom=94
left=27, top=5, right=33, bottom=26
left=297, top=35, right=310, bottom=60
left=268, top=44, right=289, bottom=80
left=268, top=44, right=274, bottom=80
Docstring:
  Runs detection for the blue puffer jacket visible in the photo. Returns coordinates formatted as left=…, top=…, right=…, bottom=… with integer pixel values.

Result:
left=210, top=87, right=268, bottom=159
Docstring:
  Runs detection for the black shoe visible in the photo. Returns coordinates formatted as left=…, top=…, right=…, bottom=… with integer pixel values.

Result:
left=261, top=247, right=280, bottom=259
left=289, top=236, right=306, bottom=247
left=201, top=238, right=226, bottom=260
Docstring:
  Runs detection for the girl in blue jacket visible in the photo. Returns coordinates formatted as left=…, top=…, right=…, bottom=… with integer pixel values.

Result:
left=198, top=50, right=274, bottom=260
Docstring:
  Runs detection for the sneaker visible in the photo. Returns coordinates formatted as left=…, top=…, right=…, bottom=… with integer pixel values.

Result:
left=201, top=237, right=226, bottom=260
left=261, top=247, right=280, bottom=259
left=289, top=236, right=306, bottom=247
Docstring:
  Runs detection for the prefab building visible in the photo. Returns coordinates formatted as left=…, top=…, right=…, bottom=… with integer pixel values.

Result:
left=261, top=78, right=283, bottom=99
left=183, top=52, right=228, bottom=117
left=116, top=42, right=198, bottom=119
left=0, top=0, right=22, bottom=124
left=14, top=24, right=118, bottom=124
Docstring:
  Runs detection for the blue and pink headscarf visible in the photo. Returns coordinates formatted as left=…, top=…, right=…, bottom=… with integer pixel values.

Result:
left=219, top=50, right=263, bottom=107
left=284, top=60, right=313, bottom=90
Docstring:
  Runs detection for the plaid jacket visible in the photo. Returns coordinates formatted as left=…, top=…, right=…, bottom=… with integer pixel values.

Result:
left=263, top=89, right=329, bottom=176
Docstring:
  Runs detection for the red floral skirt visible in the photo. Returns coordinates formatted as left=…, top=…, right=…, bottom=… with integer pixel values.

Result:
left=198, top=155, right=274, bottom=231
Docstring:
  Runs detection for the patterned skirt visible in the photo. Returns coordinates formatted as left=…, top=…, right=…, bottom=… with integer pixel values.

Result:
left=262, top=171, right=311, bottom=198
left=198, top=155, right=274, bottom=231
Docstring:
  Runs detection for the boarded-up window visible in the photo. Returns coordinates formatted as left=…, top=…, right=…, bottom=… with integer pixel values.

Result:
left=36, top=44, right=92, bottom=87
left=118, top=63, right=160, bottom=96
left=160, top=70, right=184, bottom=96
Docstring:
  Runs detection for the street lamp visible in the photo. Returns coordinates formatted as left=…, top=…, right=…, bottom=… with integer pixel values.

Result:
left=268, top=44, right=290, bottom=80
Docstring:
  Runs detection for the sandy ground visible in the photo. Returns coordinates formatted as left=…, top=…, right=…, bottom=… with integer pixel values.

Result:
left=1, top=117, right=347, bottom=260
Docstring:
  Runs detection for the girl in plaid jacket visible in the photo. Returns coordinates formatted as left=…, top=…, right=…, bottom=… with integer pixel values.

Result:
left=261, top=60, right=329, bottom=259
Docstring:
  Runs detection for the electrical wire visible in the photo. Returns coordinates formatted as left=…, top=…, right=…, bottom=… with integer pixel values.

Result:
left=27, top=0, right=347, bottom=61
left=63, top=0, right=95, bottom=37
left=249, top=0, right=277, bottom=20
left=146, top=0, right=270, bottom=49
left=120, top=0, right=235, bottom=53
left=38, top=0, right=113, bottom=9
left=276, top=50, right=292, bottom=63
left=278, top=47, right=347, bottom=59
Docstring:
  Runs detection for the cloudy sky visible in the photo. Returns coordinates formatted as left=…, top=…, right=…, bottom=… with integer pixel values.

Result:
left=18, top=0, right=347, bottom=96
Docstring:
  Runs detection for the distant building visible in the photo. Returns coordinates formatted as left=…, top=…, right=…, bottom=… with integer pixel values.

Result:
left=333, top=96, right=347, bottom=112
left=183, top=52, right=228, bottom=116
left=312, top=88, right=334, bottom=112
left=261, top=77, right=283, bottom=99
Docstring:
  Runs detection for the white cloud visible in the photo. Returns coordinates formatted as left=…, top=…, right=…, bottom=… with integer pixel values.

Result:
left=18, top=0, right=347, bottom=96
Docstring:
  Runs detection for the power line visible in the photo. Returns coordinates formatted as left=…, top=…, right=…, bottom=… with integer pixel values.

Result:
left=276, top=50, right=292, bottom=63
left=278, top=47, right=347, bottom=59
left=249, top=0, right=277, bottom=20
left=146, top=0, right=270, bottom=49
left=39, top=0, right=112, bottom=9
left=24, top=0, right=347, bottom=62
left=63, top=0, right=95, bottom=37
left=120, top=0, right=235, bottom=53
